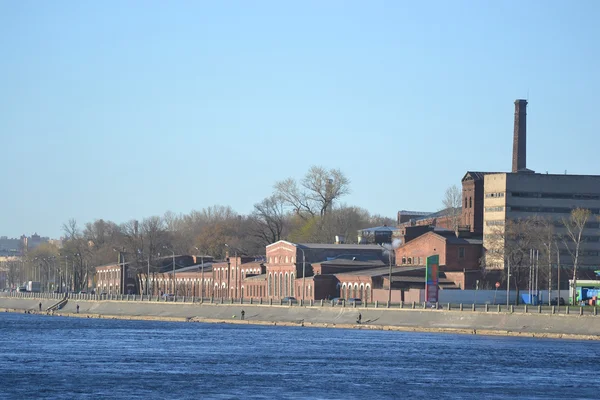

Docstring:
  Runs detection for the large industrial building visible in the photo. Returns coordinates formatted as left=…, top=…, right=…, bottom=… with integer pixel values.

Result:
left=479, top=100, right=600, bottom=277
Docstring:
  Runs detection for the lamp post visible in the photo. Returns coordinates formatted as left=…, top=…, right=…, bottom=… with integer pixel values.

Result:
left=194, top=247, right=205, bottom=299
left=147, top=254, right=151, bottom=296
left=379, top=245, right=393, bottom=305
left=163, top=247, right=176, bottom=296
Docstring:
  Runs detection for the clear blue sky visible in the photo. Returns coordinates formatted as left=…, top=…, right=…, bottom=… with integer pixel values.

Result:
left=1, top=1, right=599, bottom=239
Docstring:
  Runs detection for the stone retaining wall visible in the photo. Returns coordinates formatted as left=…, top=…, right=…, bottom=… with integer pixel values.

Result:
left=2, top=295, right=600, bottom=340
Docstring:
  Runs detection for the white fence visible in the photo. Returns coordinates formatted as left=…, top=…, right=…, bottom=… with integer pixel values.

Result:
left=437, top=289, right=571, bottom=305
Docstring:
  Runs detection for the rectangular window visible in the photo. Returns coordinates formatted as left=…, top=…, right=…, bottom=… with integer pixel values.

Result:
left=458, top=247, right=465, bottom=259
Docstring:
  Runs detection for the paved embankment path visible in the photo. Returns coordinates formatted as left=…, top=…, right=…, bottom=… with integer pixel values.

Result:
left=2, top=296, right=600, bottom=340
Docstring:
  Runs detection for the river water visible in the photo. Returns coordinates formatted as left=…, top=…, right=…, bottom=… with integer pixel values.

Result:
left=0, top=313, right=598, bottom=399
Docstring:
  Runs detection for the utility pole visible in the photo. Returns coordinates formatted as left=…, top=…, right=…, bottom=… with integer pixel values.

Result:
left=388, top=251, right=392, bottom=305
left=506, top=258, right=511, bottom=307
left=147, top=255, right=151, bottom=296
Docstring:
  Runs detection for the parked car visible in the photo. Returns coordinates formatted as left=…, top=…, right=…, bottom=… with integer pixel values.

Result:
left=550, top=297, right=566, bottom=306
left=282, top=296, right=297, bottom=304
left=331, top=297, right=345, bottom=305
left=162, top=293, right=175, bottom=298
left=348, top=298, right=362, bottom=305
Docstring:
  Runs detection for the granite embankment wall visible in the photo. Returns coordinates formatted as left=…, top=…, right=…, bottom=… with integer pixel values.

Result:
left=2, top=295, right=600, bottom=340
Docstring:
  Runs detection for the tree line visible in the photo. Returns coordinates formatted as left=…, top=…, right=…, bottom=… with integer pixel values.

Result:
left=485, top=208, right=599, bottom=303
left=21, top=166, right=394, bottom=292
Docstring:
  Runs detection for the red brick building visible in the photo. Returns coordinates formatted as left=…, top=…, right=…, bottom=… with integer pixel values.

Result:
left=394, top=228, right=483, bottom=289
left=265, top=240, right=386, bottom=301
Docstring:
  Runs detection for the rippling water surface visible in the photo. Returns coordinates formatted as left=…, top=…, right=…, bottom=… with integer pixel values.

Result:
left=1, top=313, right=599, bottom=399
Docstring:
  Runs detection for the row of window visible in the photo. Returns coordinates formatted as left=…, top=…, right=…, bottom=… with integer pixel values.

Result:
left=464, top=197, right=473, bottom=209
left=400, top=256, right=424, bottom=265
left=267, top=272, right=295, bottom=298
left=485, top=206, right=505, bottom=212
left=486, top=220, right=505, bottom=226
left=511, top=192, right=600, bottom=200
left=485, top=192, right=505, bottom=198
left=511, top=206, right=600, bottom=214
left=340, top=282, right=371, bottom=302
left=269, top=256, right=296, bottom=264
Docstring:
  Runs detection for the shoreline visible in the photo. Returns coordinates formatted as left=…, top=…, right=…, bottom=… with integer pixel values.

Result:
left=3, top=306, right=600, bottom=341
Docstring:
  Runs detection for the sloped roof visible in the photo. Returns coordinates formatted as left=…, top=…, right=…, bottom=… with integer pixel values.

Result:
left=297, top=243, right=383, bottom=251
left=360, top=225, right=399, bottom=233
left=461, top=171, right=501, bottom=182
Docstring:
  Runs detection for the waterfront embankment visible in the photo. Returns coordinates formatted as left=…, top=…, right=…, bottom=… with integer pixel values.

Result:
left=2, top=295, right=600, bottom=340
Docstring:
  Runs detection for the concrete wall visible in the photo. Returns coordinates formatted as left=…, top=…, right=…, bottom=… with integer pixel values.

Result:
left=4, top=295, right=600, bottom=339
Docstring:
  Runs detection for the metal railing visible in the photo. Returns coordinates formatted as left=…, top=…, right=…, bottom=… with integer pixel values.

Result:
left=0, top=292, right=598, bottom=317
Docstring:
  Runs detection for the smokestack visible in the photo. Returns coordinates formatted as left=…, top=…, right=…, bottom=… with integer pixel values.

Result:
left=512, top=99, right=527, bottom=172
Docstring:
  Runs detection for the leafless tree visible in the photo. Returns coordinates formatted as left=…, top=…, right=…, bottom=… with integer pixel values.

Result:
left=275, top=166, right=350, bottom=219
left=485, top=218, right=542, bottom=304
left=442, top=184, right=462, bottom=232
left=562, top=208, right=592, bottom=304
left=249, top=195, right=289, bottom=247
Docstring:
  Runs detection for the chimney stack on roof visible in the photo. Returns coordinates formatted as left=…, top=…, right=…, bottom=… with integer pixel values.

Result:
left=512, top=99, right=528, bottom=172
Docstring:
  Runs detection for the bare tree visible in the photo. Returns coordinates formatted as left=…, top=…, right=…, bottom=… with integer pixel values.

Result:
left=562, top=208, right=591, bottom=304
left=485, top=218, right=541, bottom=304
left=250, top=195, right=288, bottom=247
left=275, top=166, right=350, bottom=219
left=536, top=218, right=556, bottom=305
left=442, top=184, right=462, bottom=232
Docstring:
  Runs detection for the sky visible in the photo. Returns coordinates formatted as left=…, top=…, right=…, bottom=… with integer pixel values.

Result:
left=1, top=1, right=599, bottom=239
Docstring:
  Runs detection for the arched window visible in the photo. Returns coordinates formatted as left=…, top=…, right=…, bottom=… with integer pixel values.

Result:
left=285, top=256, right=289, bottom=263
left=469, top=197, right=472, bottom=208
left=365, top=284, right=371, bottom=302
left=268, top=273, right=272, bottom=297
left=284, top=273, right=289, bottom=297
left=354, top=283, right=359, bottom=298
left=290, top=273, right=295, bottom=296
left=341, top=283, right=346, bottom=298
left=279, top=273, right=283, bottom=298
left=465, top=197, right=468, bottom=208
left=345, top=284, right=349, bottom=299
left=360, top=283, right=364, bottom=300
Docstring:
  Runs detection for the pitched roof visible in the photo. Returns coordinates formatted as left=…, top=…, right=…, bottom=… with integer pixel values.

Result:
left=461, top=171, right=501, bottom=182
left=336, top=266, right=425, bottom=277
left=297, top=243, right=383, bottom=251
left=359, top=225, right=399, bottom=233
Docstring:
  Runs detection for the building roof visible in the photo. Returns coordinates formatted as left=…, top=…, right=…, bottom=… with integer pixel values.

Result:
left=336, top=266, right=425, bottom=278
left=164, top=263, right=214, bottom=274
left=462, top=171, right=505, bottom=182
left=319, top=259, right=385, bottom=267
left=297, top=243, right=383, bottom=251
left=433, top=231, right=483, bottom=245
left=398, top=210, right=433, bottom=216
left=389, top=276, right=455, bottom=284
left=359, top=225, right=399, bottom=233
left=244, top=273, right=266, bottom=281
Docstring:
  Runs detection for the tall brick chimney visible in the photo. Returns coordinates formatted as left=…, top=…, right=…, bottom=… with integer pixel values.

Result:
left=512, top=99, right=527, bottom=172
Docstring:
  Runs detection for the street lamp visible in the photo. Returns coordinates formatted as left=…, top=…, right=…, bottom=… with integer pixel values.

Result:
left=379, top=245, right=393, bottom=305
left=163, top=246, right=176, bottom=296
left=194, top=247, right=205, bottom=299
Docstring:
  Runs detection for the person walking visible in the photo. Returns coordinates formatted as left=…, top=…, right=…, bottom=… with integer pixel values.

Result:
left=357, top=313, right=362, bottom=324
left=76, top=304, right=80, bottom=314
left=38, top=302, right=42, bottom=312
left=241, top=310, right=245, bottom=320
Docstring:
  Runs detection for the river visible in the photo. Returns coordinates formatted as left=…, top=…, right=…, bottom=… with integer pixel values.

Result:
left=0, top=313, right=598, bottom=399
